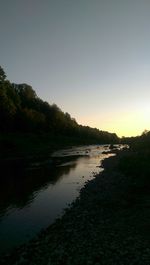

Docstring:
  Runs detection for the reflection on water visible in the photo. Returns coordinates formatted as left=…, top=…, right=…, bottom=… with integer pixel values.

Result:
left=0, top=144, right=116, bottom=254
left=0, top=160, right=77, bottom=216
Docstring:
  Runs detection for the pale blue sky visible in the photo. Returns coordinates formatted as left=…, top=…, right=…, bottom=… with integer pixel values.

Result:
left=1, top=0, right=150, bottom=136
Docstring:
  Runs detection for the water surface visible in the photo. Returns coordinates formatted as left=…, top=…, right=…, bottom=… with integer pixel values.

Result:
left=0, top=144, right=116, bottom=253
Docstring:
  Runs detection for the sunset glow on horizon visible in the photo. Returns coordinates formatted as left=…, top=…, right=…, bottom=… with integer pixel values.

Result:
left=1, top=0, right=150, bottom=138
left=77, top=104, right=150, bottom=137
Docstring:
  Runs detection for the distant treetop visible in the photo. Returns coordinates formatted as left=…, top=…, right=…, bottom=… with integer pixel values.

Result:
left=0, top=65, right=119, bottom=143
left=0, top=66, right=6, bottom=82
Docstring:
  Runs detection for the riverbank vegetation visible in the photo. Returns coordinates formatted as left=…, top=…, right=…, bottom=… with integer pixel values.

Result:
left=118, top=130, right=150, bottom=211
left=0, top=66, right=118, bottom=160
left=1, top=65, right=150, bottom=264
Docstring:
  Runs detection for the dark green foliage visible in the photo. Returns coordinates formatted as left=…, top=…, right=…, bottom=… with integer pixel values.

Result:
left=0, top=66, right=6, bottom=83
left=0, top=79, right=17, bottom=130
left=0, top=66, right=118, bottom=143
left=118, top=130, right=150, bottom=201
left=121, top=129, right=150, bottom=152
left=119, top=152, right=150, bottom=177
left=120, top=130, right=150, bottom=177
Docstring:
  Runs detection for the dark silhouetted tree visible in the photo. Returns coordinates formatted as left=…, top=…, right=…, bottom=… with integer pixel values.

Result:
left=0, top=66, right=119, bottom=143
left=0, top=66, right=6, bottom=83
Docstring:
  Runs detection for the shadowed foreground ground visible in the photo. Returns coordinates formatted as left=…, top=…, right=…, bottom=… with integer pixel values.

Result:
left=1, top=150, right=150, bottom=265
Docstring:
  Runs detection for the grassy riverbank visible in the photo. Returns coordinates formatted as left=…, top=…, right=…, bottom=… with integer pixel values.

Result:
left=1, top=148, right=150, bottom=264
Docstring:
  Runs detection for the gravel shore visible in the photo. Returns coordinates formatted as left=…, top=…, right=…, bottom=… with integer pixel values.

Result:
left=1, top=150, right=150, bottom=265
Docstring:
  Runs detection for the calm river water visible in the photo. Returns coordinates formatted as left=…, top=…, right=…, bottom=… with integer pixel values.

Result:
left=0, top=145, right=115, bottom=254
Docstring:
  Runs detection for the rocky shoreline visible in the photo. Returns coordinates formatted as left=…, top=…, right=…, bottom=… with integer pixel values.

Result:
left=1, top=150, right=150, bottom=265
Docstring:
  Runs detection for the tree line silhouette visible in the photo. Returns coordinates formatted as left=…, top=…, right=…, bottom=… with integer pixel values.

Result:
left=0, top=66, right=118, bottom=143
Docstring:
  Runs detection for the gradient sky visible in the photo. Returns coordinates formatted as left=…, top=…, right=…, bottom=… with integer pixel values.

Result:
left=1, top=0, right=150, bottom=137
